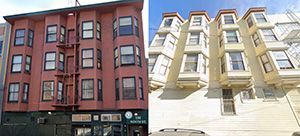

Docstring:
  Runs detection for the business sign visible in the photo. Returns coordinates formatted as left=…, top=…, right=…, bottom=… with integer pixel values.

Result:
left=101, top=114, right=122, bottom=122
left=125, top=111, right=147, bottom=124
left=72, top=114, right=92, bottom=122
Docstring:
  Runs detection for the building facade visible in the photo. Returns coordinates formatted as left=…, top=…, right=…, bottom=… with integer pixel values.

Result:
left=149, top=8, right=300, bottom=135
left=0, top=23, right=11, bottom=124
left=1, top=0, right=148, bottom=136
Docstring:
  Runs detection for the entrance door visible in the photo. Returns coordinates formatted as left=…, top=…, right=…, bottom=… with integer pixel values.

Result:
left=68, top=29, right=75, bottom=44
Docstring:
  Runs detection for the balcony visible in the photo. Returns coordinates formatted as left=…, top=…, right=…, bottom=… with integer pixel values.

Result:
left=220, top=71, right=252, bottom=87
left=219, top=40, right=245, bottom=57
left=263, top=69, right=300, bottom=86
left=177, top=72, right=208, bottom=88
left=254, top=41, right=289, bottom=56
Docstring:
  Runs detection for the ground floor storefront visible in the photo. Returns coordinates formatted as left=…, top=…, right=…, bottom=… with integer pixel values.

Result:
left=0, top=110, right=147, bottom=136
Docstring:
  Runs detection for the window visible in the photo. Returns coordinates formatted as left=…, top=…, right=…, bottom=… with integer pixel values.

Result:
left=82, top=79, right=94, bottom=100
left=221, top=55, right=226, bottom=73
left=0, top=41, right=2, bottom=56
left=260, top=54, right=273, bottom=73
left=261, top=29, right=277, bottom=41
left=98, top=80, right=102, bottom=101
left=15, top=29, right=25, bottom=46
left=222, top=89, right=235, bottom=114
left=82, top=21, right=94, bottom=39
left=229, top=52, right=245, bottom=70
left=134, top=17, right=139, bottom=36
left=174, top=20, right=181, bottom=32
left=115, top=79, right=119, bottom=100
left=22, top=83, right=29, bottom=102
left=59, top=53, right=64, bottom=71
left=226, top=30, right=239, bottom=43
left=148, top=55, right=158, bottom=73
left=28, top=30, right=34, bottom=47
left=113, top=19, right=117, bottom=38
left=263, top=89, right=276, bottom=101
left=82, top=49, right=94, bottom=68
left=247, top=17, right=253, bottom=28
left=164, top=18, right=173, bottom=27
left=189, top=33, right=200, bottom=45
left=97, top=49, right=102, bottom=69
left=25, top=56, right=31, bottom=73
left=184, top=54, right=198, bottom=72
left=252, top=32, right=260, bottom=47
left=58, top=82, right=63, bottom=102
left=192, top=16, right=202, bottom=26
left=240, top=89, right=254, bottom=100
left=201, top=56, right=207, bottom=74
left=119, top=17, right=133, bottom=36
left=120, top=45, right=135, bottom=65
left=203, top=35, right=208, bottom=48
left=12, top=55, right=22, bottom=73
left=42, top=81, right=54, bottom=101
left=122, top=77, right=136, bottom=99
left=154, top=34, right=166, bottom=46
left=255, top=13, right=267, bottom=23
left=136, top=46, right=141, bottom=66
left=224, top=15, right=234, bottom=24
left=159, top=56, right=169, bottom=75
left=44, top=52, right=56, bottom=70
left=96, top=22, right=101, bottom=40
left=46, top=25, right=57, bottom=42
left=272, top=51, right=293, bottom=69
left=114, top=48, right=119, bottom=68
left=139, top=78, right=144, bottom=100
left=60, top=26, right=66, bottom=43
left=8, top=83, right=19, bottom=102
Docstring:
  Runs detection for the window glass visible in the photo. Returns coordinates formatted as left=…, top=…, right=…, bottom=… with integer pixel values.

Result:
left=59, top=53, right=64, bottom=71
left=82, top=49, right=93, bottom=68
left=272, top=51, right=293, bottom=69
left=58, top=82, right=63, bottom=101
left=43, top=81, right=54, bottom=100
left=148, top=55, right=158, bottom=73
left=47, top=26, right=57, bottom=42
left=119, top=17, right=133, bottom=35
left=261, top=29, right=277, bottom=41
left=114, top=48, right=119, bottom=67
left=260, top=54, right=273, bottom=73
left=139, top=78, right=144, bottom=100
left=134, top=18, right=139, bottom=36
left=247, top=17, right=253, bottom=28
left=159, top=56, right=169, bottom=75
left=154, top=34, right=166, bottom=46
left=82, top=79, right=94, bottom=99
left=222, top=89, right=235, bottom=114
left=252, top=32, right=260, bottom=47
left=263, top=89, right=276, bottom=101
left=97, top=50, right=102, bottom=69
left=226, top=30, right=239, bottom=43
left=60, top=26, right=65, bottom=43
left=224, top=15, right=234, bottom=24
left=25, top=56, right=31, bottom=72
left=115, top=79, right=119, bottom=100
left=164, top=18, right=173, bottom=27
left=221, top=55, right=226, bottom=73
left=12, top=55, right=22, bottom=72
left=98, top=80, right=102, bottom=100
left=9, top=83, right=19, bottom=102
left=113, top=20, right=117, bottom=38
left=189, top=33, right=200, bottom=45
left=28, top=30, right=34, bottom=46
left=82, top=21, right=94, bottom=39
left=123, top=77, right=136, bottom=99
left=201, top=55, right=207, bottom=74
left=97, top=22, right=101, bottom=40
left=255, top=13, right=267, bottom=23
left=184, top=54, right=198, bottom=72
left=229, top=52, right=244, bottom=70
left=120, top=46, right=134, bottom=65
left=136, top=46, right=141, bottom=66
left=45, top=52, right=56, bottom=70
left=15, top=29, right=25, bottom=45
left=192, top=16, right=202, bottom=26
left=22, top=84, right=29, bottom=102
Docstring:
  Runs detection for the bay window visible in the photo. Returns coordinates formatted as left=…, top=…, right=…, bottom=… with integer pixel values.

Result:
left=12, top=55, right=22, bottom=73
left=247, top=17, right=253, bottom=28
left=261, top=29, right=277, bottom=41
left=226, top=30, right=239, bottom=43
left=136, top=46, right=141, bottom=66
left=22, top=83, right=29, bottom=102
left=224, top=15, right=234, bottom=24
left=122, top=77, right=136, bottom=99
left=119, top=17, right=133, bottom=36
left=189, top=33, right=200, bottom=45
left=120, top=45, right=135, bottom=65
left=8, top=83, right=19, bottom=102
left=164, top=18, right=173, bottom=27
left=255, top=13, right=267, bottom=23
left=28, top=30, right=34, bottom=47
left=252, top=32, right=260, bottom=47
left=96, top=22, right=101, bottom=40
left=15, top=29, right=25, bottom=46
left=25, top=55, right=31, bottom=73
left=134, top=17, right=139, bottom=36
left=139, top=78, right=144, bottom=100
left=272, top=51, right=293, bottom=69
left=82, top=21, right=94, bottom=39
left=44, top=52, right=56, bottom=70
left=59, top=53, right=64, bottom=71
left=159, top=56, right=169, bottom=75
left=82, top=49, right=94, bottom=68
left=184, top=54, right=198, bottom=72
left=260, top=54, right=273, bottom=73
left=98, top=80, right=102, bottom=101
left=192, top=16, right=202, bottom=26
left=155, top=34, right=166, bottom=46
left=46, top=25, right=57, bottom=42
left=82, top=79, right=94, bottom=100
left=114, top=48, right=119, bottom=68
left=60, top=26, right=66, bottom=43
left=148, top=55, right=158, bottom=73
left=229, top=52, right=245, bottom=70
left=42, top=81, right=54, bottom=101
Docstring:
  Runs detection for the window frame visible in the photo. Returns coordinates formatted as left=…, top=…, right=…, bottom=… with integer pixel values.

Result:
left=261, top=29, right=278, bottom=41
left=22, top=83, right=29, bottom=103
left=82, top=20, right=94, bottom=39
left=229, top=52, right=245, bottom=71
left=119, top=16, right=133, bottom=36
left=138, top=77, right=144, bottom=100
left=189, top=32, right=200, bottom=45
left=42, top=80, right=55, bottom=101
left=81, top=48, right=94, bottom=69
left=25, top=55, right=32, bottom=73
left=247, top=16, right=253, bottom=28
left=122, top=77, right=137, bottom=100
left=192, top=16, right=202, bottom=26
left=272, top=51, right=294, bottom=69
left=255, top=13, right=267, bottom=23
left=184, top=54, right=198, bottom=72
left=158, top=56, right=169, bottom=75
left=263, top=88, right=277, bottom=101
left=260, top=54, right=273, bottom=73
left=81, top=79, right=94, bottom=100
left=8, top=83, right=20, bottom=103
left=222, top=89, right=236, bottom=115
left=252, top=32, right=260, bottom=47
left=14, top=29, right=25, bottom=46
left=134, top=17, right=139, bottom=37
left=60, top=25, right=66, bottom=43
left=164, top=18, right=173, bottom=27
left=221, top=55, right=226, bottom=74
left=136, top=46, right=142, bottom=67
left=114, top=48, right=119, bottom=68
left=28, top=29, right=34, bottom=47
left=57, top=81, right=63, bottom=102
left=97, top=49, right=102, bottom=69
left=226, top=30, right=239, bottom=43
left=59, top=52, right=65, bottom=71
left=11, top=54, right=23, bottom=73
left=224, top=15, right=235, bottom=24
left=148, top=55, right=158, bottom=73
left=115, top=78, right=120, bottom=101
left=113, top=19, right=117, bottom=39
left=44, top=52, right=56, bottom=71
left=46, top=25, right=57, bottom=43
left=96, top=21, right=101, bottom=40
left=120, top=45, right=135, bottom=66
left=98, top=79, right=102, bottom=101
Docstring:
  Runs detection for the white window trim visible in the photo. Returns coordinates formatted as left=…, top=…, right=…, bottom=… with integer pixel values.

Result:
left=252, top=12, right=269, bottom=23
left=190, top=15, right=203, bottom=26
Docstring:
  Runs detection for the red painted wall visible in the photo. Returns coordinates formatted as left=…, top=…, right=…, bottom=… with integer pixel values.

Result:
left=3, top=2, right=148, bottom=112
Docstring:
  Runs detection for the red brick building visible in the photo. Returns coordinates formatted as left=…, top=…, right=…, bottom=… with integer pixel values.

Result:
left=1, top=0, right=147, bottom=135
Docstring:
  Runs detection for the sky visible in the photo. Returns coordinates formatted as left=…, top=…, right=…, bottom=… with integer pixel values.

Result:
left=0, top=0, right=148, bottom=46
left=149, top=0, right=300, bottom=42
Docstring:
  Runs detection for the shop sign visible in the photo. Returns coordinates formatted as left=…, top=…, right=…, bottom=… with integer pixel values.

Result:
left=125, top=111, right=147, bottom=124
left=72, top=114, right=92, bottom=122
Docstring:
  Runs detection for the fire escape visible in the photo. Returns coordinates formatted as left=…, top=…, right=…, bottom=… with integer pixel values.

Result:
left=52, top=0, right=81, bottom=110
left=277, top=9, right=300, bottom=68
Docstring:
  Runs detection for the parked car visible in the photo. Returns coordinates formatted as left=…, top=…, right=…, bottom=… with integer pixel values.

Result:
left=149, top=128, right=209, bottom=136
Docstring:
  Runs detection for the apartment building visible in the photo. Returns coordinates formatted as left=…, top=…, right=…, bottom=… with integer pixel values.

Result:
left=149, top=8, right=300, bottom=136
left=1, top=0, right=148, bottom=136
left=0, top=23, right=11, bottom=124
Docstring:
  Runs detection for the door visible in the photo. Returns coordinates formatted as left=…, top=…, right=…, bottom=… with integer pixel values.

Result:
left=68, top=29, right=76, bottom=43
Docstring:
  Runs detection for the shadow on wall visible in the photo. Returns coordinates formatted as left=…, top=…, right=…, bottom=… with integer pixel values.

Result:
left=157, top=87, right=199, bottom=100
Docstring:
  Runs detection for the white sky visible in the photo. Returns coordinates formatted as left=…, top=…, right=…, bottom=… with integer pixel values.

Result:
left=0, top=0, right=149, bottom=49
